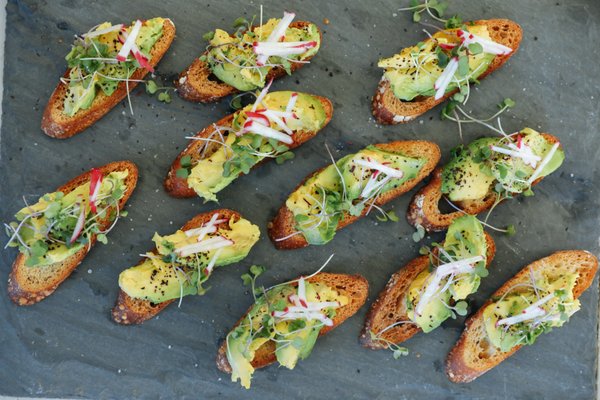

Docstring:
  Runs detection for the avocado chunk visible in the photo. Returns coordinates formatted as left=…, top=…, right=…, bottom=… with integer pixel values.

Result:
left=118, top=216, right=260, bottom=302
left=187, top=91, right=328, bottom=202
left=7, top=171, right=129, bottom=267
left=285, top=146, right=426, bottom=245
left=64, top=79, right=97, bottom=116
left=442, top=137, right=498, bottom=202
left=62, top=18, right=165, bottom=116
left=442, top=129, right=564, bottom=202
left=406, top=215, right=487, bottom=332
left=206, top=20, right=320, bottom=90
left=484, top=272, right=580, bottom=352
left=341, top=146, right=425, bottom=203
left=226, top=280, right=347, bottom=389
left=379, top=25, right=496, bottom=101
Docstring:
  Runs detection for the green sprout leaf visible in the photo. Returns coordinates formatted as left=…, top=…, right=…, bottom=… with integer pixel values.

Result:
left=467, top=42, right=483, bottom=55
left=457, top=55, right=469, bottom=77
left=176, top=168, right=189, bottom=179
left=145, top=80, right=158, bottom=94
left=499, top=98, right=516, bottom=109
left=412, top=224, right=426, bottom=242
left=157, top=92, right=172, bottom=103
left=180, top=155, right=192, bottom=168
left=241, top=273, right=253, bottom=286
left=393, top=347, right=409, bottom=359
left=505, top=224, right=516, bottom=236
left=250, top=264, right=266, bottom=278
left=96, top=233, right=108, bottom=244
left=454, top=301, right=468, bottom=316
left=202, top=31, right=215, bottom=41
left=412, top=11, right=422, bottom=22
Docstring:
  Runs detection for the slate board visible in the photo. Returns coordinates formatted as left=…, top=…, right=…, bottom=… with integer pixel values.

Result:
left=1, top=0, right=599, bottom=399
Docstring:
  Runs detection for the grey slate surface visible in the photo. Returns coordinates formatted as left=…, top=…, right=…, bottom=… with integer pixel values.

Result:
left=1, top=0, right=599, bottom=399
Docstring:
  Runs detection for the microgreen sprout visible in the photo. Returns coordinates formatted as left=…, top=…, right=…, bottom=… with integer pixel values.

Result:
left=368, top=329, right=411, bottom=359
left=398, top=0, right=449, bottom=24
left=145, top=79, right=175, bottom=103
left=4, top=173, right=127, bottom=266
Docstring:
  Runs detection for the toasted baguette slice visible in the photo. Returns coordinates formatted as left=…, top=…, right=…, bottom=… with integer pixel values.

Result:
left=216, top=272, right=368, bottom=373
left=111, top=209, right=244, bottom=325
left=407, top=133, right=560, bottom=232
left=359, top=232, right=495, bottom=349
left=446, top=250, right=598, bottom=383
left=164, top=94, right=333, bottom=198
left=176, top=21, right=320, bottom=103
left=8, top=161, right=138, bottom=305
left=372, top=19, right=522, bottom=125
left=269, top=140, right=441, bottom=249
left=41, top=19, right=176, bottom=139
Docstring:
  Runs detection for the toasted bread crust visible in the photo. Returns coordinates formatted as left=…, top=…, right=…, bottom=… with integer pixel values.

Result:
left=164, top=95, right=333, bottom=198
left=407, top=133, right=561, bottom=232
left=215, top=272, right=369, bottom=373
left=111, top=209, right=244, bottom=325
left=176, top=21, right=320, bottom=103
left=268, top=140, right=441, bottom=250
left=41, top=19, right=176, bottom=139
left=446, top=250, right=598, bottom=383
left=8, top=161, right=139, bottom=306
left=372, top=19, right=522, bottom=125
left=359, top=233, right=495, bottom=349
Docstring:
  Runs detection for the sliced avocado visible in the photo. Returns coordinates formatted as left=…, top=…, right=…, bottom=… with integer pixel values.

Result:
left=407, top=216, right=486, bottom=332
left=118, top=258, right=199, bottom=302
left=484, top=272, right=581, bottom=352
left=187, top=91, right=327, bottom=202
left=406, top=269, right=453, bottom=333
left=380, top=25, right=496, bottom=101
left=341, top=146, right=425, bottom=201
left=443, top=215, right=487, bottom=299
left=275, top=320, right=320, bottom=369
left=64, top=79, right=96, bottom=116
left=12, top=171, right=128, bottom=267
left=212, top=62, right=260, bottom=91
left=207, top=20, right=320, bottom=90
left=491, top=128, right=565, bottom=193
left=119, top=217, right=260, bottom=303
left=62, top=18, right=164, bottom=116
left=286, top=145, right=425, bottom=245
left=442, top=137, right=498, bottom=202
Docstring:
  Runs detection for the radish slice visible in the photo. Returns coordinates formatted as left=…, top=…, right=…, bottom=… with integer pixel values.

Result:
left=255, top=11, right=295, bottom=66
left=258, top=110, right=293, bottom=135
left=271, top=277, right=339, bottom=327
left=527, top=142, right=560, bottom=185
left=88, top=168, right=103, bottom=214
left=415, top=255, right=483, bottom=316
left=83, top=24, right=124, bottom=39
left=205, top=247, right=223, bottom=274
left=242, top=120, right=293, bottom=144
left=438, top=42, right=457, bottom=51
left=434, top=56, right=459, bottom=100
left=285, top=92, right=298, bottom=114
left=116, top=20, right=142, bottom=62
left=176, top=236, right=233, bottom=257
left=253, top=41, right=317, bottom=57
left=495, top=293, right=557, bottom=328
left=251, top=77, right=273, bottom=112
left=458, top=29, right=512, bottom=55
left=69, top=201, right=87, bottom=244
left=184, top=214, right=228, bottom=239
left=490, top=145, right=541, bottom=168
left=353, top=159, right=404, bottom=178
left=245, top=111, right=271, bottom=127
left=119, top=26, right=154, bottom=72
